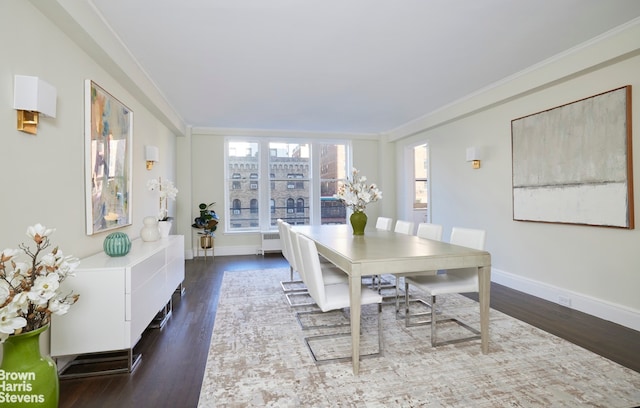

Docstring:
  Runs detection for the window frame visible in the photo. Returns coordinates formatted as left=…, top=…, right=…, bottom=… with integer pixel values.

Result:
left=224, top=137, right=351, bottom=233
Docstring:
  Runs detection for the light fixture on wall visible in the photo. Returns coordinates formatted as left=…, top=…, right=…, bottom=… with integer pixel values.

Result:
left=13, top=75, right=57, bottom=135
left=145, top=145, right=160, bottom=170
left=466, top=147, right=482, bottom=169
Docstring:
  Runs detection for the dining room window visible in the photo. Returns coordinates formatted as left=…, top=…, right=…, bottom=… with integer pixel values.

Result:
left=414, top=144, right=428, bottom=210
left=225, top=138, right=350, bottom=232
left=319, top=143, right=348, bottom=225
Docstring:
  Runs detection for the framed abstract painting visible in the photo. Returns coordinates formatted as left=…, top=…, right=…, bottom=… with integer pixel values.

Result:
left=511, top=86, right=633, bottom=229
left=84, top=80, right=133, bottom=235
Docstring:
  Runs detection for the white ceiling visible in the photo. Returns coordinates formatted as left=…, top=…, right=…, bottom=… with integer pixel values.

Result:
left=91, top=0, right=640, bottom=134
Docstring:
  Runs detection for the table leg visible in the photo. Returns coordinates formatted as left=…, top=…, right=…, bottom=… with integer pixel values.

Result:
left=478, top=265, right=491, bottom=353
left=349, top=272, right=361, bottom=375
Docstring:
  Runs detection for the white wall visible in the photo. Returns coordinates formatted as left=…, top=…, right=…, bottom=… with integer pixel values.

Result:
left=0, top=1, right=179, bottom=259
left=394, top=36, right=640, bottom=330
left=0, top=1, right=181, bottom=360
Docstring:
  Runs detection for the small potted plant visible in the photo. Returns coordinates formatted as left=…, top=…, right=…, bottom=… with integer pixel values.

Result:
left=147, top=177, right=179, bottom=238
left=192, top=203, right=219, bottom=249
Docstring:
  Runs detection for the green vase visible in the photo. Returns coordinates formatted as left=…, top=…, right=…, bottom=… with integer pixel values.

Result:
left=0, top=325, right=59, bottom=407
left=103, top=232, right=132, bottom=257
left=350, top=211, right=368, bottom=235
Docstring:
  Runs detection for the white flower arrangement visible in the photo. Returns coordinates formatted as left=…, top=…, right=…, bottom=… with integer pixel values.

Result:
left=0, top=224, right=80, bottom=343
left=333, top=168, right=383, bottom=212
left=147, top=177, right=178, bottom=221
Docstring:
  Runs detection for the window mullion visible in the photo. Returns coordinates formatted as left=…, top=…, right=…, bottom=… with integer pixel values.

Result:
left=310, top=142, right=320, bottom=225
left=259, top=140, right=270, bottom=231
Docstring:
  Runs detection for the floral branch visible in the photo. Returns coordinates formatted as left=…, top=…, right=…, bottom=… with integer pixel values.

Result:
left=333, top=168, right=383, bottom=212
left=0, top=224, right=80, bottom=341
left=147, top=177, right=178, bottom=221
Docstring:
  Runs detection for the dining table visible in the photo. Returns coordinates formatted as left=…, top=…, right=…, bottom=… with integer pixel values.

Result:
left=293, top=224, right=492, bottom=375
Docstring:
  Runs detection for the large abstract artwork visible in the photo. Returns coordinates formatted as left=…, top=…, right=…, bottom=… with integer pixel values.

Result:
left=511, top=86, right=633, bottom=228
left=85, top=80, right=133, bottom=235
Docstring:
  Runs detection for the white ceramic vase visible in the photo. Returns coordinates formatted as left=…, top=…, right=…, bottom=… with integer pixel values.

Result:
left=158, top=220, right=172, bottom=238
left=140, top=216, right=160, bottom=242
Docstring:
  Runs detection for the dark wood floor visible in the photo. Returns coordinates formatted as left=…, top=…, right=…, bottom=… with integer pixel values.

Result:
left=58, top=254, right=640, bottom=407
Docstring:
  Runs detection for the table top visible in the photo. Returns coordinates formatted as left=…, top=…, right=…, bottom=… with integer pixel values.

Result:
left=293, top=224, right=491, bottom=276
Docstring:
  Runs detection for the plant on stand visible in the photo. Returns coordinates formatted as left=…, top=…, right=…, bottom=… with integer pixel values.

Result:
left=147, top=177, right=178, bottom=238
left=334, top=168, right=383, bottom=235
left=192, top=203, right=219, bottom=251
left=0, top=224, right=80, bottom=407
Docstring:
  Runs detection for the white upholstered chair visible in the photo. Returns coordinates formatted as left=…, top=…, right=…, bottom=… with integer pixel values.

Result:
left=393, top=223, right=444, bottom=316
left=367, top=216, right=394, bottom=288
left=295, top=234, right=383, bottom=364
left=277, top=219, right=304, bottom=295
left=404, top=227, right=486, bottom=347
left=416, top=223, right=443, bottom=241
left=285, top=225, right=348, bottom=307
left=375, top=217, right=393, bottom=231
left=288, top=226, right=347, bottom=286
left=377, top=220, right=413, bottom=297
left=394, top=220, right=415, bottom=235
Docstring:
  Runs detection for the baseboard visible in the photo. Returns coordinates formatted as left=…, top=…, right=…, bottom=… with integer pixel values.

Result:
left=492, top=268, right=640, bottom=332
left=191, top=245, right=263, bottom=257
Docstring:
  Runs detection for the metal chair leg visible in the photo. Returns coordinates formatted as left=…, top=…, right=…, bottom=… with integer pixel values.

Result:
left=431, top=295, right=437, bottom=346
left=303, top=303, right=383, bottom=364
left=405, top=285, right=480, bottom=346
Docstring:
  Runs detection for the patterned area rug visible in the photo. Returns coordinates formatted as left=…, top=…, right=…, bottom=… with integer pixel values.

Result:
left=198, top=268, right=640, bottom=407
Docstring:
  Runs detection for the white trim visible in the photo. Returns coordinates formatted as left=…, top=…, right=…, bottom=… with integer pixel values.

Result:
left=193, top=127, right=380, bottom=140
left=492, top=268, right=640, bottom=331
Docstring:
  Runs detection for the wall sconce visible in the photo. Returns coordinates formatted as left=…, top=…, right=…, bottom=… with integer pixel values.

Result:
left=13, top=75, right=57, bottom=135
left=466, top=147, right=482, bottom=169
left=145, top=145, right=160, bottom=170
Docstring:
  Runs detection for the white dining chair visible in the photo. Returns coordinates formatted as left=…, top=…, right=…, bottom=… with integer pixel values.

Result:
left=365, top=216, right=394, bottom=289
left=394, top=220, right=415, bottom=235
left=377, top=220, right=415, bottom=296
left=375, top=217, right=393, bottom=231
left=278, top=219, right=304, bottom=296
left=286, top=225, right=348, bottom=307
left=289, top=227, right=347, bottom=285
left=393, top=223, right=444, bottom=316
left=278, top=220, right=313, bottom=306
left=416, top=223, right=443, bottom=241
left=295, top=234, right=383, bottom=364
left=404, top=227, right=486, bottom=347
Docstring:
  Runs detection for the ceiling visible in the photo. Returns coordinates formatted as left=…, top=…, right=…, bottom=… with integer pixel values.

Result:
left=90, top=0, right=640, bottom=135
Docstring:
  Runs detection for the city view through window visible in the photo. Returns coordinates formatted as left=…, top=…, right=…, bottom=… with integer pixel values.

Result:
left=226, top=141, right=348, bottom=231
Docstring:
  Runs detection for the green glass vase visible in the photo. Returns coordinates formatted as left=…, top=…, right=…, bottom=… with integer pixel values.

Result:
left=350, top=211, right=368, bottom=235
left=0, top=325, right=59, bottom=407
left=103, top=231, right=132, bottom=257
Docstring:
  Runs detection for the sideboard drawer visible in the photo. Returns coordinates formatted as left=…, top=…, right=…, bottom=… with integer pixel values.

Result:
left=126, top=250, right=165, bottom=294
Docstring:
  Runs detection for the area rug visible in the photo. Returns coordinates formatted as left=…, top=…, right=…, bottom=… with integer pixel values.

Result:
left=198, top=268, right=640, bottom=407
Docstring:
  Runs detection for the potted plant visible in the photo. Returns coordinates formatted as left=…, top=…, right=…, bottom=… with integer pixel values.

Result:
left=147, top=177, right=179, bottom=239
left=0, top=224, right=80, bottom=406
left=192, top=203, right=219, bottom=249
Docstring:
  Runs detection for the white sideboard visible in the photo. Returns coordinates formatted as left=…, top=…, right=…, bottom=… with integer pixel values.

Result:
left=51, top=235, right=185, bottom=371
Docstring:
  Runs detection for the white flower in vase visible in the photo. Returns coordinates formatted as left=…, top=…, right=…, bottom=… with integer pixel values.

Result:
left=333, top=168, right=383, bottom=213
left=147, top=177, right=178, bottom=221
left=0, top=224, right=80, bottom=342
